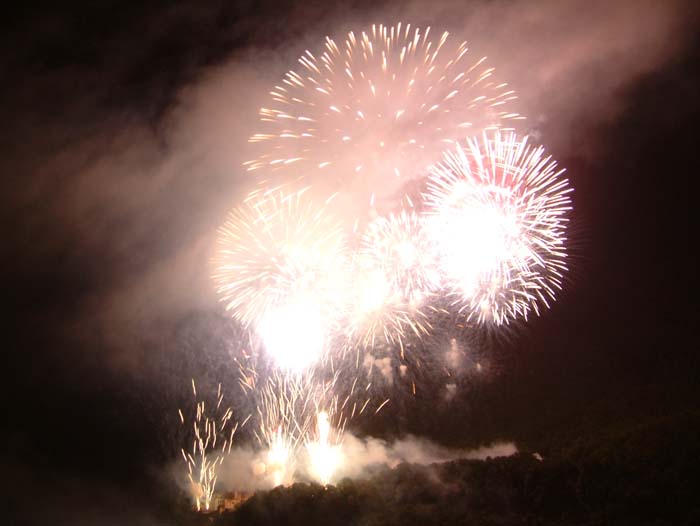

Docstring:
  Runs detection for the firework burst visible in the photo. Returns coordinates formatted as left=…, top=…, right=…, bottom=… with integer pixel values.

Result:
left=360, top=209, right=442, bottom=306
left=246, top=23, right=522, bottom=214
left=339, top=209, right=438, bottom=353
left=424, top=132, right=572, bottom=324
left=212, top=187, right=350, bottom=370
left=341, top=266, right=432, bottom=354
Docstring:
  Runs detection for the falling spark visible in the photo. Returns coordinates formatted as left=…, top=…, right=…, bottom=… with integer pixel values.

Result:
left=374, top=398, right=391, bottom=414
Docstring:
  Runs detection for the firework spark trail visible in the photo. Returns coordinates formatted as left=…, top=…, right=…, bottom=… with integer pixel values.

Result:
left=424, top=132, right=572, bottom=324
left=341, top=276, right=431, bottom=357
left=246, top=23, right=523, bottom=216
left=212, top=187, right=351, bottom=371
left=179, top=381, right=238, bottom=512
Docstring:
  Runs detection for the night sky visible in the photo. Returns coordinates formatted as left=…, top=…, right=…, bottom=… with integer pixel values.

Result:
left=3, top=1, right=698, bottom=524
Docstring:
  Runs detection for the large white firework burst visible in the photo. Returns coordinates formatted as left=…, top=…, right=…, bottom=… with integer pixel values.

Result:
left=246, top=23, right=522, bottom=214
left=424, top=132, right=572, bottom=324
left=212, top=187, right=349, bottom=370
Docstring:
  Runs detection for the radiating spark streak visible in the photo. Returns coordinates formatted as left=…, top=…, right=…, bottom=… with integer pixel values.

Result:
left=374, top=398, right=391, bottom=414
left=359, top=398, right=371, bottom=415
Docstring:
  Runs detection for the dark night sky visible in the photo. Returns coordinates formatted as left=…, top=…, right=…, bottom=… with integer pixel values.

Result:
left=2, top=1, right=698, bottom=524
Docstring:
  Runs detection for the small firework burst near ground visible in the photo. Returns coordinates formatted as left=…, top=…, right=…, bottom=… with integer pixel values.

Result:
left=305, top=410, right=342, bottom=485
left=249, top=370, right=355, bottom=486
left=424, top=132, right=572, bottom=325
left=246, top=23, right=523, bottom=213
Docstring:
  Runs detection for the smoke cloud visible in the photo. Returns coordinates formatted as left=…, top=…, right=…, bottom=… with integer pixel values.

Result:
left=207, top=435, right=516, bottom=493
left=334, top=434, right=517, bottom=480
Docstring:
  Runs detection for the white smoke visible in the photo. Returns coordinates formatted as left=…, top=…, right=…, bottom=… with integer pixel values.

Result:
left=210, top=435, right=517, bottom=493
left=364, top=354, right=395, bottom=384
left=335, top=434, right=517, bottom=480
left=216, top=446, right=272, bottom=492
